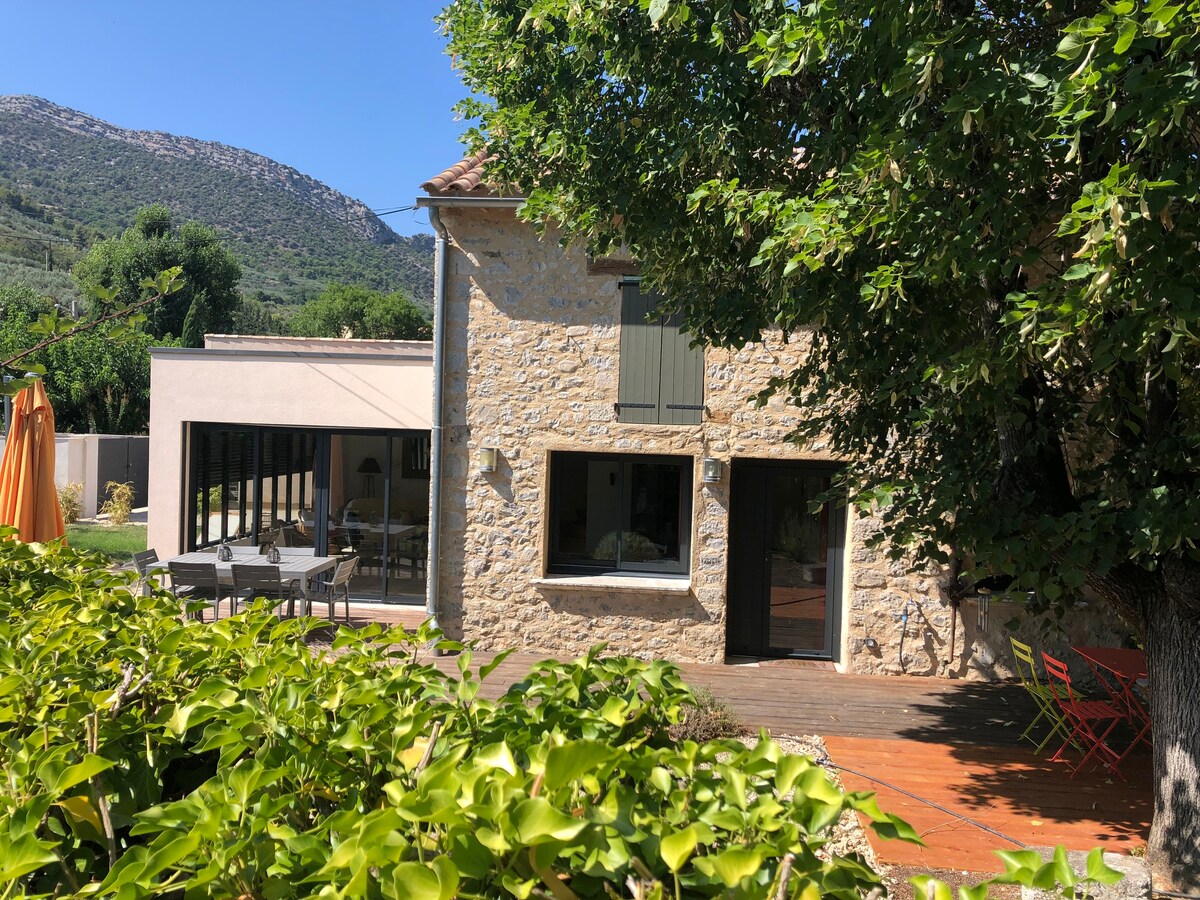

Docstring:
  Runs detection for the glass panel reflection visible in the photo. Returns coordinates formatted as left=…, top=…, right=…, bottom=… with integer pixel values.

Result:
left=767, top=471, right=831, bottom=654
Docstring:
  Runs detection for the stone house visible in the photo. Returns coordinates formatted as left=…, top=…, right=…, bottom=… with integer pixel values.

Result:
left=417, top=154, right=1122, bottom=678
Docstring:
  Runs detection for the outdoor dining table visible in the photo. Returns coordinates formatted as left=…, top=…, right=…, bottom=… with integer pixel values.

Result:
left=163, top=551, right=340, bottom=617
left=1073, top=645, right=1151, bottom=757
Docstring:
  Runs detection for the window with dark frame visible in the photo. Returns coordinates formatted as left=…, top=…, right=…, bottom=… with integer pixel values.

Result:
left=548, top=452, right=693, bottom=575
left=615, top=280, right=705, bottom=425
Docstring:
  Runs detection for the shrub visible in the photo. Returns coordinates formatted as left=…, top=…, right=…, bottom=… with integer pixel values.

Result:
left=0, top=534, right=1120, bottom=898
left=99, top=480, right=133, bottom=525
left=57, top=481, right=83, bottom=524
left=671, top=687, right=743, bottom=743
left=592, top=529, right=662, bottom=562
left=0, top=534, right=909, bottom=898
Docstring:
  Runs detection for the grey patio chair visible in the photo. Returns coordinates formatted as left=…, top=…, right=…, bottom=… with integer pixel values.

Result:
left=275, top=547, right=315, bottom=557
left=231, top=563, right=300, bottom=618
left=132, top=548, right=160, bottom=595
left=308, top=557, right=358, bottom=623
left=166, top=560, right=220, bottom=622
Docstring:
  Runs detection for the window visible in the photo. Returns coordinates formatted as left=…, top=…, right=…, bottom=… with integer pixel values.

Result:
left=616, top=281, right=704, bottom=425
left=549, top=452, right=693, bottom=575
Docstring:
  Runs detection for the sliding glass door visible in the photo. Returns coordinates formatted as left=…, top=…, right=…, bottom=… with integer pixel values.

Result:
left=187, top=425, right=429, bottom=603
left=328, top=432, right=428, bottom=602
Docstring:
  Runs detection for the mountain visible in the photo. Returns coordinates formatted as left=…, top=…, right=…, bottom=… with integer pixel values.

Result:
left=0, top=95, right=433, bottom=310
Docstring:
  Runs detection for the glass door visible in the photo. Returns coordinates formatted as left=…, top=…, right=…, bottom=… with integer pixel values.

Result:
left=326, top=431, right=428, bottom=603
left=766, top=470, right=835, bottom=655
left=726, top=461, right=845, bottom=659
left=187, top=425, right=430, bottom=603
left=255, top=430, right=318, bottom=547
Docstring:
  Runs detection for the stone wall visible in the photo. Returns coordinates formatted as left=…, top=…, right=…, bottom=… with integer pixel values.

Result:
left=434, top=206, right=1128, bottom=676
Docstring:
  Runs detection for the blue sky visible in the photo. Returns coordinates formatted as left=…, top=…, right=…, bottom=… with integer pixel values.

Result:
left=0, top=2, right=473, bottom=236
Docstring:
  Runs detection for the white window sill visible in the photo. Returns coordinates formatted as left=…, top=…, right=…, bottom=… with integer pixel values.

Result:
left=532, top=574, right=692, bottom=593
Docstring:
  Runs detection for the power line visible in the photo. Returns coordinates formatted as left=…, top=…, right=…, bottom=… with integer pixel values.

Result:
left=0, top=227, right=73, bottom=244
left=339, top=204, right=417, bottom=224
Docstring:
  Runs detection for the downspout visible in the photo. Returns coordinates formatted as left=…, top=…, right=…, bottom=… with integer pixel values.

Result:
left=425, top=205, right=449, bottom=637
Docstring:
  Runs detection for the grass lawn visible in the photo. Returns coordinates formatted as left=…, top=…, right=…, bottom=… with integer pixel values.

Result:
left=66, top=524, right=147, bottom=563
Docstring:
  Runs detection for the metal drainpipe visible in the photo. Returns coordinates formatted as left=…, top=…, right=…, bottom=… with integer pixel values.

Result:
left=425, top=205, right=449, bottom=638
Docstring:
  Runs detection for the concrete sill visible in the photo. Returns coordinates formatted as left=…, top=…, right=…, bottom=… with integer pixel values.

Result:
left=531, top=574, right=692, bottom=593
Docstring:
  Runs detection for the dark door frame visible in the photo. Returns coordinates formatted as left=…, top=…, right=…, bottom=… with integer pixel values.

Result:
left=726, top=459, right=847, bottom=661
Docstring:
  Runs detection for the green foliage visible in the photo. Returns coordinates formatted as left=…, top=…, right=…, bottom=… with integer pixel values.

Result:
left=0, top=538, right=920, bottom=898
left=56, top=483, right=83, bottom=526
left=100, top=481, right=134, bottom=526
left=289, top=282, right=432, bottom=341
left=0, top=261, right=83, bottom=308
left=0, top=106, right=435, bottom=308
left=0, top=283, right=166, bottom=433
left=179, top=295, right=205, bottom=348
left=231, top=293, right=287, bottom=335
left=72, top=205, right=240, bottom=346
left=0, top=184, right=52, bottom=222
left=442, top=3, right=1200, bottom=874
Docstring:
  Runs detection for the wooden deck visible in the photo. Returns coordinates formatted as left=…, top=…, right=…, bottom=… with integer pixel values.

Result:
left=417, top=649, right=1043, bottom=744
left=416, top=649, right=1152, bottom=873
left=826, top=736, right=1151, bottom=872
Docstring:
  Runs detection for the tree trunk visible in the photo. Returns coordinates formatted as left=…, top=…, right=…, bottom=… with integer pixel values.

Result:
left=1146, top=581, right=1200, bottom=891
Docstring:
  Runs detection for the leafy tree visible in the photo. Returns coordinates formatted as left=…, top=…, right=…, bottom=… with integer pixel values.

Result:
left=72, top=204, right=241, bottom=346
left=442, top=0, right=1200, bottom=886
left=231, top=291, right=287, bottom=336
left=288, top=282, right=432, bottom=340
left=0, top=283, right=164, bottom=433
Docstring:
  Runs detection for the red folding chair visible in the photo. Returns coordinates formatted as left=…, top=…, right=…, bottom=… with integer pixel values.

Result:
left=1041, top=652, right=1126, bottom=779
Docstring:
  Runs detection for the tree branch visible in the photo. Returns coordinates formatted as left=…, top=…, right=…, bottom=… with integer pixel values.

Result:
left=0, top=286, right=173, bottom=373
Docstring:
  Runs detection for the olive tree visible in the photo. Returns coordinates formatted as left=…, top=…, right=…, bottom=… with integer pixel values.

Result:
left=289, top=283, right=432, bottom=341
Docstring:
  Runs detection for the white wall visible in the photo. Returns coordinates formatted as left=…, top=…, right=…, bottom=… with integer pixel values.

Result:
left=0, top=433, right=144, bottom=518
left=146, top=336, right=434, bottom=556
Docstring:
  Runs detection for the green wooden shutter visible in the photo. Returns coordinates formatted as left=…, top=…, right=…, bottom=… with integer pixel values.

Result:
left=617, top=282, right=661, bottom=424
left=618, top=282, right=704, bottom=425
left=658, top=310, right=704, bottom=425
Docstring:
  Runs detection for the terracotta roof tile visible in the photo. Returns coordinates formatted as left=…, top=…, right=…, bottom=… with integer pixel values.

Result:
left=421, top=151, right=495, bottom=196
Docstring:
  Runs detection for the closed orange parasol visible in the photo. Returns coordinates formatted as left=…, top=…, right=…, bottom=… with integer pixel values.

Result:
left=0, top=379, right=65, bottom=543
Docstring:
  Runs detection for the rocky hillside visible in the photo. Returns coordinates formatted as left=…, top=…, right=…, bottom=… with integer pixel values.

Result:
left=0, top=95, right=433, bottom=308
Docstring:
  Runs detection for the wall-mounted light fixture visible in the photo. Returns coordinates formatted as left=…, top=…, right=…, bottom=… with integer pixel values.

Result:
left=478, top=446, right=499, bottom=473
left=701, top=457, right=723, bottom=484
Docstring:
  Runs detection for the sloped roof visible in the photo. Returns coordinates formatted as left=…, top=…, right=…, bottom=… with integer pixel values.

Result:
left=420, top=151, right=494, bottom=196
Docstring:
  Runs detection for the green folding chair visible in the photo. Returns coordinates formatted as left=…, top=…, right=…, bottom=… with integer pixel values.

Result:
left=1009, top=636, right=1077, bottom=753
